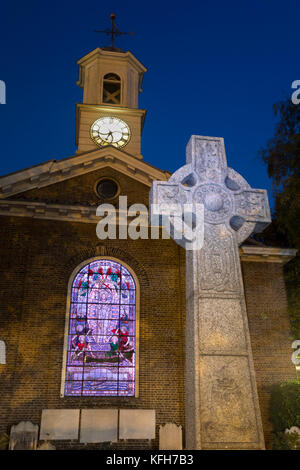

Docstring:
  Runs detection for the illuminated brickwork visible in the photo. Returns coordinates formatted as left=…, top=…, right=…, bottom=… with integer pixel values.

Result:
left=0, top=170, right=296, bottom=449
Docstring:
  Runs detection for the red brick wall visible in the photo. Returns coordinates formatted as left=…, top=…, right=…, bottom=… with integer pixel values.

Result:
left=242, top=261, right=297, bottom=449
left=0, top=214, right=186, bottom=450
left=0, top=169, right=296, bottom=449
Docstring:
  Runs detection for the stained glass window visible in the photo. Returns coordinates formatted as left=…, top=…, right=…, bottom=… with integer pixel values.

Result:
left=63, top=259, right=137, bottom=397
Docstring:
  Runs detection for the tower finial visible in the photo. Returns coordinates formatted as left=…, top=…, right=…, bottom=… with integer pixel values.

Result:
left=94, top=13, right=134, bottom=50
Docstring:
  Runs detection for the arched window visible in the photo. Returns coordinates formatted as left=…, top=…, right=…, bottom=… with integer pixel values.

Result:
left=102, top=73, right=121, bottom=104
left=61, top=258, right=138, bottom=397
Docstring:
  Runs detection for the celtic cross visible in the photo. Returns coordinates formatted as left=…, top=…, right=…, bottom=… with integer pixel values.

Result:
left=150, top=135, right=271, bottom=449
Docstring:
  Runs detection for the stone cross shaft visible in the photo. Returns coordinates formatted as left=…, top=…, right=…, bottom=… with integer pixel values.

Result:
left=150, top=136, right=271, bottom=450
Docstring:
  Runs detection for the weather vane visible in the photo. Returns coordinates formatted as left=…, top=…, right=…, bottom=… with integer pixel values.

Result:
left=95, top=13, right=134, bottom=49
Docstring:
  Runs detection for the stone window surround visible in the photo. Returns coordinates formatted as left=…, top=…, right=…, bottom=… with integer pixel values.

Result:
left=60, top=256, right=140, bottom=398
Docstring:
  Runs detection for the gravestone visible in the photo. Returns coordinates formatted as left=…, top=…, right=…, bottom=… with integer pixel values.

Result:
left=80, top=409, right=118, bottom=443
left=37, top=441, right=56, bottom=450
left=9, top=421, right=39, bottom=450
left=159, top=423, right=182, bottom=450
left=150, top=135, right=271, bottom=449
left=119, top=409, right=155, bottom=440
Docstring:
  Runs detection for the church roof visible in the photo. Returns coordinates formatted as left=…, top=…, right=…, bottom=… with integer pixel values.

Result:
left=102, top=46, right=125, bottom=53
left=0, top=146, right=171, bottom=199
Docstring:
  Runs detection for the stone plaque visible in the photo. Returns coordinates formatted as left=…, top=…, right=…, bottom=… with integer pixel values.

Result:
left=0, top=340, right=5, bottom=364
left=159, top=423, right=182, bottom=450
left=80, top=409, right=118, bottom=443
left=9, top=421, right=39, bottom=450
left=40, top=409, right=80, bottom=440
left=119, top=409, right=155, bottom=440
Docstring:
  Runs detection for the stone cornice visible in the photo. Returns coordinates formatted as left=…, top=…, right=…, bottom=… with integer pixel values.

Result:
left=239, top=245, right=297, bottom=264
left=0, top=199, right=99, bottom=223
left=75, top=104, right=147, bottom=143
left=0, top=200, right=149, bottom=225
left=76, top=48, right=147, bottom=85
left=0, top=198, right=297, bottom=265
left=0, top=147, right=170, bottom=199
left=76, top=103, right=146, bottom=117
left=76, top=48, right=147, bottom=96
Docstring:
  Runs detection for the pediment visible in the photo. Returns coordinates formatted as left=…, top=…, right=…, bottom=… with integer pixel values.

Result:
left=0, top=146, right=170, bottom=199
left=8, top=164, right=151, bottom=209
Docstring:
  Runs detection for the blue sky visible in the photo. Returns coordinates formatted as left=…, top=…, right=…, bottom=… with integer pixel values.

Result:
left=0, top=0, right=299, bottom=208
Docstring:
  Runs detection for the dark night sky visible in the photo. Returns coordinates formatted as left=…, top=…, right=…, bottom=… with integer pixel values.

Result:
left=0, top=0, right=299, bottom=208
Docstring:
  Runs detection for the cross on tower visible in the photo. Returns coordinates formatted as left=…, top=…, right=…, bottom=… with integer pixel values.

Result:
left=95, top=13, right=134, bottom=49
left=150, top=135, right=271, bottom=450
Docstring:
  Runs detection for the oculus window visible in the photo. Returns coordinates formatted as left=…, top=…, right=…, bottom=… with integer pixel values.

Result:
left=96, top=178, right=119, bottom=200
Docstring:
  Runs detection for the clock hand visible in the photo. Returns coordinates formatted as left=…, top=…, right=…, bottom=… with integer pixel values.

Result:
left=99, top=130, right=112, bottom=139
left=107, top=131, right=113, bottom=142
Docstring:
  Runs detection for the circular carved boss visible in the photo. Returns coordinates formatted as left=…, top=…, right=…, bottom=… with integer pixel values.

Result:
left=194, top=183, right=233, bottom=224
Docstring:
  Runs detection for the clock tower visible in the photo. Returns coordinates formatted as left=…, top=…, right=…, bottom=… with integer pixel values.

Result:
left=75, top=46, right=147, bottom=159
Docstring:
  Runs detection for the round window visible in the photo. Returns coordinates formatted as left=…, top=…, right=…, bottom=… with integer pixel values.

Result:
left=96, top=178, right=119, bottom=199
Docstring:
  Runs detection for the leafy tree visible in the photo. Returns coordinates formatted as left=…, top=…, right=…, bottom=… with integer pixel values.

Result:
left=272, top=431, right=300, bottom=450
left=0, top=432, right=9, bottom=450
left=259, top=98, right=300, bottom=339
left=269, top=381, right=300, bottom=449
left=269, top=381, right=300, bottom=431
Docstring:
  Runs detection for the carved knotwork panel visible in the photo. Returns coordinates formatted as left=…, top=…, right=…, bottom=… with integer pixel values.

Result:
left=197, top=225, right=240, bottom=294
left=155, top=183, right=189, bottom=205
left=194, top=139, right=223, bottom=172
left=194, top=183, right=233, bottom=224
left=199, top=356, right=259, bottom=443
left=234, top=190, right=269, bottom=221
left=197, top=299, right=247, bottom=354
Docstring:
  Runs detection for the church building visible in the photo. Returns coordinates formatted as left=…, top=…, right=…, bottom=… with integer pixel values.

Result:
left=0, top=38, right=297, bottom=450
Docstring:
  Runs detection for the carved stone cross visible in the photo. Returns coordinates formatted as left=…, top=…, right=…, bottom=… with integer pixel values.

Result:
left=150, top=136, right=271, bottom=450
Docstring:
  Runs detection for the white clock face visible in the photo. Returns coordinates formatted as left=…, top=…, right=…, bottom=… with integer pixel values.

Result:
left=90, top=117, right=131, bottom=149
